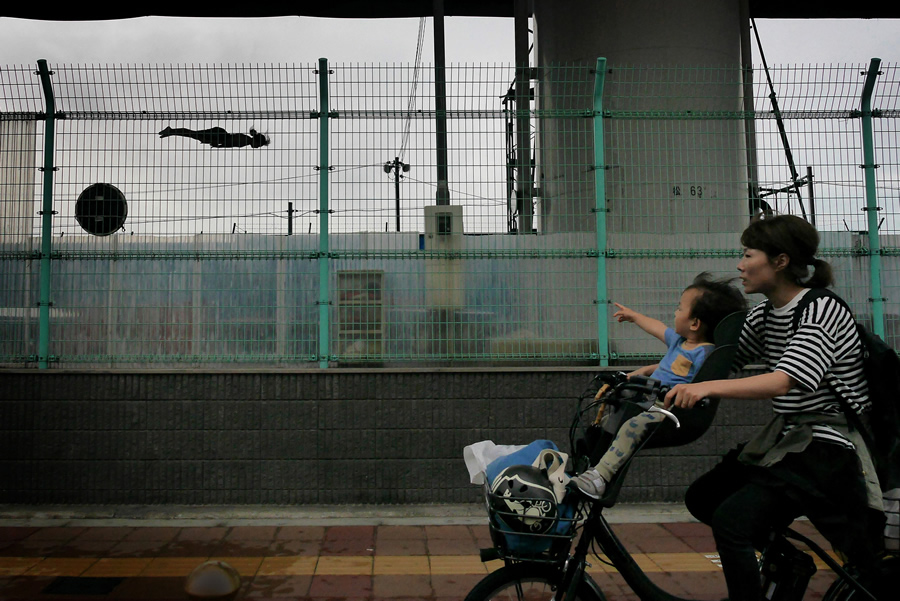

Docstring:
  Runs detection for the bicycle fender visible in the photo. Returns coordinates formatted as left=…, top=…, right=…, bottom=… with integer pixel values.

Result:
left=581, top=573, right=608, bottom=601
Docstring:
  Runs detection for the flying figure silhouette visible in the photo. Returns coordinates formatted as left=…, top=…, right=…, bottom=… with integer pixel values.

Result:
left=159, top=126, right=270, bottom=148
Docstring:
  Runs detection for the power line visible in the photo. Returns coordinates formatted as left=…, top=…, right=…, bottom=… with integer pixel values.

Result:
left=398, top=16, right=426, bottom=162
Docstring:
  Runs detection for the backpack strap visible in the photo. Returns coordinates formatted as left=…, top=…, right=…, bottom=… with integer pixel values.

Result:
left=761, top=288, right=872, bottom=443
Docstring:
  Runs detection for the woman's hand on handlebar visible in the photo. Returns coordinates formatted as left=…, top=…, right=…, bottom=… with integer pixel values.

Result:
left=664, top=382, right=715, bottom=409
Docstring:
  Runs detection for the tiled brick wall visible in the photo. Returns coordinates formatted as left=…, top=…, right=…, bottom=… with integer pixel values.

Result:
left=0, top=368, right=771, bottom=505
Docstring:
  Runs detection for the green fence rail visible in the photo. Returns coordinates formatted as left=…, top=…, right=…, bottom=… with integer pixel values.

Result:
left=1, top=59, right=898, bottom=367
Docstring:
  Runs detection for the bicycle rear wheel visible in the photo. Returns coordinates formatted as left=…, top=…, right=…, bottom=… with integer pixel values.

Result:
left=464, top=563, right=603, bottom=601
left=822, top=555, right=899, bottom=601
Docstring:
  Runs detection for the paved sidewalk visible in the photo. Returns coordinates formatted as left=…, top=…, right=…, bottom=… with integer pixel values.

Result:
left=0, top=505, right=840, bottom=600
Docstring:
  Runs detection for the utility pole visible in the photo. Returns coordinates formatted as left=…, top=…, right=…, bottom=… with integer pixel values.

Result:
left=384, top=157, right=410, bottom=231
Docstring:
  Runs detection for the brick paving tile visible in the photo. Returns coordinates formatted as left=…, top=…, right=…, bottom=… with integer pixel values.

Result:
left=257, top=556, right=318, bottom=576
left=428, top=555, right=488, bottom=575
left=426, top=537, right=481, bottom=556
left=139, top=557, right=206, bottom=577
left=307, top=573, right=373, bottom=599
left=266, top=538, right=322, bottom=557
left=122, top=527, right=181, bottom=542
left=81, top=557, right=153, bottom=578
left=0, top=557, right=42, bottom=576
left=49, top=539, right=122, bottom=558
left=666, top=571, right=727, bottom=600
left=661, top=522, right=711, bottom=538
left=630, top=535, right=695, bottom=554
left=316, top=555, right=373, bottom=576
left=372, top=574, right=433, bottom=598
left=0, top=527, right=40, bottom=542
left=679, top=536, right=719, bottom=554
left=275, top=526, right=325, bottom=541
left=326, top=526, right=376, bottom=540
left=216, top=539, right=273, bottom=557
left=613, top=523, right=672, bottom=547
left=648, top=552, right=722, bottom=572
left=175, top=526, right=229, bottom=541
left=809, top=572, right=839, bottom=596
left=373, top=555, right=430, bottom=575
left=226, top=526, right=278, bottom=541
left=431, top=573, right=485, bottom=599
left=469, top=524, right=493, bottom=549
left=0, top=540, right=67, bottom=558
left=375, top=525, right=426, bottom=540
left=157, top=539, right=223, bottom=558
left=424, top=525, right=473, bottom=540
left=75, top=527, right=135, bottom=541
left=243, top=574, right=312, bottom=598
left=24, top=557, right=98, bottom=577
left=321, top=526, right=376, bottom=556
left=321, top=538, right=376, bottom=556
left=375, top=537, right=427, bottom=556
left=106, top=540, right=173, bottom=559
left=23, top=527, right=86, bottom=542
left=648, top=571, right=693, bottom=598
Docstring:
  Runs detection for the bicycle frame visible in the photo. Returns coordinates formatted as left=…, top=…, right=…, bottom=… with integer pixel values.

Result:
left=559, top=505, right=702, bottom=601
left=559, top=506, right=880, bottom=601
left=488, top=398, right=882, bottom=601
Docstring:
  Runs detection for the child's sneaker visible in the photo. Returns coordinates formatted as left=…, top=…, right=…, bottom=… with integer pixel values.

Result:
left=571, top=468, right=607, bottom=499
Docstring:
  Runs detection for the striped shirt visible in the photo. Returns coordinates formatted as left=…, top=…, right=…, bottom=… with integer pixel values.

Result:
left=733, top=289, right=870, bottom=449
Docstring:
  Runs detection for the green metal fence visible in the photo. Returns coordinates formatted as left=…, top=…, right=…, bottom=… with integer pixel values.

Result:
left=1, top=58, right=898, bottom=367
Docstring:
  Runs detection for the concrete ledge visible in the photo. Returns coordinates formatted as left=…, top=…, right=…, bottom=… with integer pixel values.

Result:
left=0, top=503, right=695, bottom=527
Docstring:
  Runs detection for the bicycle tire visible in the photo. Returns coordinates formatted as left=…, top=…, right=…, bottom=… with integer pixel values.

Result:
left=821, top=555, right=899, bottom=601
left=464, top=563, right=604, bottom=601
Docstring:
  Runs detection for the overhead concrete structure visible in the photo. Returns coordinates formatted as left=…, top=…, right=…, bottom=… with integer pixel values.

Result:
left=533, top=0, right=749, bottom=235
left=4, top=2, right=900, bottom=19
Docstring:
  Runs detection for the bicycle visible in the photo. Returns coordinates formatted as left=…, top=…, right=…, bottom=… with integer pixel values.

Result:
left=465, top=371, right=898, bottom=601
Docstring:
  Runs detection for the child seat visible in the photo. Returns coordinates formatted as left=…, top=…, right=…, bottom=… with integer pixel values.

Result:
left=641, top=309, right=747, bottom=449
left=577, top=310, right=747, bottom=507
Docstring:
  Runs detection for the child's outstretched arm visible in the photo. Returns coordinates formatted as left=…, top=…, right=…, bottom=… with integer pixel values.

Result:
left=613, top=302, right=667, bottom=343
left=627, top=364, right=659, bottom=378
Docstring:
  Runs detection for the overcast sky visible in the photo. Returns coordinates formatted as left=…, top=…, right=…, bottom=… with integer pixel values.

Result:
left=0, top=16, right=898, bottom=66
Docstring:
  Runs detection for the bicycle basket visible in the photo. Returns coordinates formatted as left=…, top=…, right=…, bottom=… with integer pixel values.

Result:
left=484, top=480, right=583, bottom=561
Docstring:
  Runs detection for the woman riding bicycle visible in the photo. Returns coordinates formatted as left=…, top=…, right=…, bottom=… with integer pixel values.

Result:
left=665, top=215, right=885, bottom=601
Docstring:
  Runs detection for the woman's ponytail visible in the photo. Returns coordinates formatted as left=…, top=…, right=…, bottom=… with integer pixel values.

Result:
left=804, top=258, right=834, bottom=289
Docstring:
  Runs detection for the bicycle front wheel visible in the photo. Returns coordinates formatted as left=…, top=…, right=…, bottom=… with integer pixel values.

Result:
left=464, top=563, right=603, bottom=601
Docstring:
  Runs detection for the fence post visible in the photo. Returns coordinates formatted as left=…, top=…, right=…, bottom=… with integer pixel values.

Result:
left=317, top=58, right=331, bottom=368
left=36, top=59, right=56, bottom=369
left=593, top=58, right=610, bottom=366
left=860, top=58, right=885, bottom=338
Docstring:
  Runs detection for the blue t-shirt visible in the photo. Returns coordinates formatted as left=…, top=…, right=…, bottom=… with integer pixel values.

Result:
left=650, top=328, right=714, bottom=385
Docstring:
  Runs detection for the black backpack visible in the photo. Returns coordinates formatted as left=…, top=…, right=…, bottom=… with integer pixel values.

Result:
left=763, top=288, right=900, bottom=490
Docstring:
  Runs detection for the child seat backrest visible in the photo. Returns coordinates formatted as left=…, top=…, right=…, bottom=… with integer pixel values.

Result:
left=640, top=310, right=747, bottom=449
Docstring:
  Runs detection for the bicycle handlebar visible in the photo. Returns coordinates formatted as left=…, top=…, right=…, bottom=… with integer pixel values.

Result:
left=592, top=372, right=711, bottom=427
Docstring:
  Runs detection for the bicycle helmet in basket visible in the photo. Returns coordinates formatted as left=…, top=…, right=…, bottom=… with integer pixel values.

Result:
left=489, top=465, right=558, bottom=535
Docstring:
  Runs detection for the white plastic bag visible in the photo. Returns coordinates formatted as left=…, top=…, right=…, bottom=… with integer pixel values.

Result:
left=463, top=440, right=526, bottom=484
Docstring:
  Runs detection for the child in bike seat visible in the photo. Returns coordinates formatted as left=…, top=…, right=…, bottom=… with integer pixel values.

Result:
left=571, top=272, right=746, bottom=499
